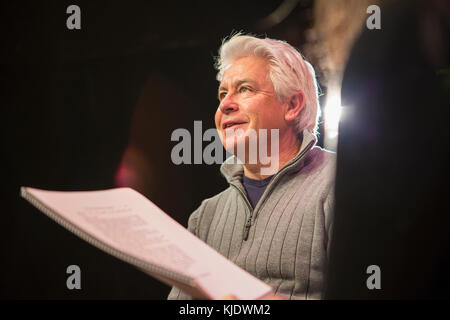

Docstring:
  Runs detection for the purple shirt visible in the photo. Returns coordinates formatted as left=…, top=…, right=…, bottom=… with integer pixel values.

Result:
left=242, top=174, right=274, bottom=208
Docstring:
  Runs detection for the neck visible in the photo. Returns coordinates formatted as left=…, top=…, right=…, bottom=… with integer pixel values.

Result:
left=243, top=131, right=302, bottom=180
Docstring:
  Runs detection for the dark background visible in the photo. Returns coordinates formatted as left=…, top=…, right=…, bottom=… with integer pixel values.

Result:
left=326, top=0, right=450, bottom=299
left=2, top=0, right=450, bottom=300
left=0, top=0, right=320, bottom=299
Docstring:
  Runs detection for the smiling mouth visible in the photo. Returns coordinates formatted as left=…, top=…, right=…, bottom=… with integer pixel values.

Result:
left=223, top=122, right=246, bottom=129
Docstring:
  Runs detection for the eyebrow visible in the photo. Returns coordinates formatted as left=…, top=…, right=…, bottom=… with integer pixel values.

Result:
left=218, top=79, right=256, bottom=92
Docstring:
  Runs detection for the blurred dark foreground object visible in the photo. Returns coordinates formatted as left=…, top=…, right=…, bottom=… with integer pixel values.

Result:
left=325, top=0, right=450, bottom=299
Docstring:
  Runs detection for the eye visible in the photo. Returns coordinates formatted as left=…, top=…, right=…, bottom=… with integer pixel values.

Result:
left=218, top=92, right=227, bottom=101
left=239, top=86, right=251, bottom=93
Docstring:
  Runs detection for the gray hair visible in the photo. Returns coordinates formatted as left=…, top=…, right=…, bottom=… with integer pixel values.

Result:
left=215, top=33, right=321, bottom=136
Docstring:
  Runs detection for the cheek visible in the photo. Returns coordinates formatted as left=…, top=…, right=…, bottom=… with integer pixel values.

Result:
left=214, top=109, right=221, bottom=129
left=245, top=99, right=268, bottom=124
left=252, top=102, right=282, bottom=128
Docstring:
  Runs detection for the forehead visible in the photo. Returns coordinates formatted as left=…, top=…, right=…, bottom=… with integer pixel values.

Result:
left=220, top=55, right=271, bottom=86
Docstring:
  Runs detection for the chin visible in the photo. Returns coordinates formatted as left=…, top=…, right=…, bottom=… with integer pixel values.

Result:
left=221, top=128, right=250, bottom=156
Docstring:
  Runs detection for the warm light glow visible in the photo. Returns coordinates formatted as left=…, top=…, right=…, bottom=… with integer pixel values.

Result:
left=324, top=87, right=343, bottom=150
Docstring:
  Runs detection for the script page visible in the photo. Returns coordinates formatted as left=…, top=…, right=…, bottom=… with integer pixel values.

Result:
left=22, top=187, right=273, bottom=300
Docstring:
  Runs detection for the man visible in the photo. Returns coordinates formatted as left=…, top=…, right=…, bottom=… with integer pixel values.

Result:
left=168, top=33, right=336, bottom=300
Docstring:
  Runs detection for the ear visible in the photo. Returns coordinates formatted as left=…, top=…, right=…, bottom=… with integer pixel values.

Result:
left=284, top=90, right=306, bottom=122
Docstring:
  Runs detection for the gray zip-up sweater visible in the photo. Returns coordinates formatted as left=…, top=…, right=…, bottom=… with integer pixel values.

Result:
left=168, top=129, right=336, bottom=300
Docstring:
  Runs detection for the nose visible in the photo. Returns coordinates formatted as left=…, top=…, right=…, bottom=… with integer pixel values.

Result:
left=219, top=94, right=239, bottom=115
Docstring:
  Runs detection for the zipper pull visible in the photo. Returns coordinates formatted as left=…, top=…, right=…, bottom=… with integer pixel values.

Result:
left=243, top=216, right=252, bottom=240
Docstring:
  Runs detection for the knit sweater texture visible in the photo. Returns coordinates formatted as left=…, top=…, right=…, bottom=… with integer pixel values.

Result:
left=168, top=129, right=336, bottom=300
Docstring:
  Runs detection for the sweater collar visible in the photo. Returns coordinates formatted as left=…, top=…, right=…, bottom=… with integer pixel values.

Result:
left=220, top=129, right=317, bottom=183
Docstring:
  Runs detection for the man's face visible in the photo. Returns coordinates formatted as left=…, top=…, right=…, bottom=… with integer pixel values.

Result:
left=215, top=55, right=287, bottom=154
